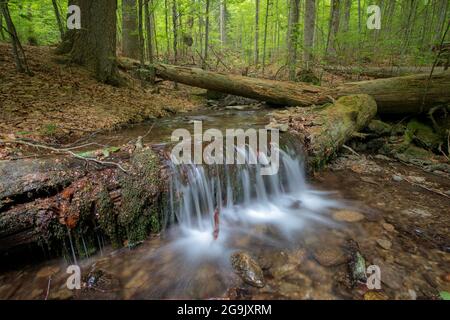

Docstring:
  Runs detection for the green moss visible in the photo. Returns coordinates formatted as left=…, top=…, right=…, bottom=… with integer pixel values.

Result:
left=97, top=189, right=122, bottom=248
left=367, top=120, right=393, bottom=136
left=405, top=119, right=442, bottom=150
left=118, top=149, right=163, bottom=246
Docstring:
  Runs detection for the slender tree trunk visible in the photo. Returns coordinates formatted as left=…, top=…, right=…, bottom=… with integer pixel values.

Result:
left=287, top=0, right=300, bottom=80
left=145, top=0, right=154, bottom=64
left=122, top=0, right=139, bottom=59
left=0, top=1, right=31, bottom=75
left=326, top=0, right=340, bottom=58
left=70, top=0, right=120, bottom=85
left=52, top=0, right=65, bottom=40
left=138, top=0, right=145, bottom=65
left=303, top=0, right=316, bottom=69
left=255, top=0, right=260, bottom=65
left=435, top=0, right=449, bottom=44
left=172, top=0, right=178, bottom=64
left=262, top=0, right=270, bottom=73
left=203, top=0, right=210, bottom=69
left=0, top=10, right=5, bottom=40
left=219, top=0, right=226, bottom=46
left=164, top=0, right=170, bottom=61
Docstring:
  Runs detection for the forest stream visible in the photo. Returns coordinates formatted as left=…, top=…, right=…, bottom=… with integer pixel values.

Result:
left=1, top=107, right=449, bottom=300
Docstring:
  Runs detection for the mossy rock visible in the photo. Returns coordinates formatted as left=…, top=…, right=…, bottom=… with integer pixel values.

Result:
left=405, top=119, right=443, bottom=150
left=367, top=120, right=393, bottom=136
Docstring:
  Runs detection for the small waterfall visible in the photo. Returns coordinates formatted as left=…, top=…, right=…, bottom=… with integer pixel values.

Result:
left=162, top=145, right=340, bottom=262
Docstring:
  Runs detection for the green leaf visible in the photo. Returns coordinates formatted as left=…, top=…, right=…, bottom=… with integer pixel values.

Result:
left=440, top=291, right=450, bottom=300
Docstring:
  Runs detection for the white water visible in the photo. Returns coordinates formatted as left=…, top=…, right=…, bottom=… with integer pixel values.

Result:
left=162, top=146, right=342, bottom=264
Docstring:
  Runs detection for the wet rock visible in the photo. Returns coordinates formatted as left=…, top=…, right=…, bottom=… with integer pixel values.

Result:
left=312, top=247, right=347, bottom=267
left=373, top=258, right=402, bottom=290
left=332, top=210, right=365, bottom=223
left=442, top=273, right=450, bottom=282
left=265, top=122, right=289, bottom=132
left=405, top=119, right=442, bottom=150
left=392, top=175, right=403, bottom=182
left=374, top=154, right=393, bottom=161
left=382, top=223, right=395, bottom=233
left=230, top=252, right=265, bottom=288
left=402, top=208, right=432, bottom=218
left=347, top=240, right=367, bottom=285
left=407, top=175, right=426, bottom=183
left=225, top=105, right=253, bottom=111
left=84, top=268, right=121, bottom=293
left=376, top=239, right=392, bottom=250
left=364, top=291, right=389, bottom=300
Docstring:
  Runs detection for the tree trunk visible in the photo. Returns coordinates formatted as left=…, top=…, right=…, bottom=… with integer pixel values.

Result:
left=262, top=0, right=270, bottom=73
left=326, top=0, right=340, bottom=58
left=255, top=0, right=260, bottom=66
left=220, top=0, right=226, bottom=46
left=122, top=0, right=139, bottom=59
left=0, top=1, right=31, bottom=75
left=145, top=0, right=154, bottom=64
left=52, top=0, right=65, bottom=40
left=203, top=0, right=210, bottom=69
left=303, top=0, right=316, bottom=69
left=171, top=0, right=178, bottom=64
left=138, top=0, right=145, bottom=65
left=287, top=0, right=300, bottom=80
left=153, top=63, right=450, bottom=114
left=434, top=0, right=449, bottom=44
left=70, top=0, right=120, bottom=85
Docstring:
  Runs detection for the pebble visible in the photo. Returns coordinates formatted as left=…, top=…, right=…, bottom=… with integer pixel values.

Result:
left=332, top=210, right=365, bottom=222
left=392, top=175, right=403, bottom=182
left=231, top=252, right=265, bottom=288
left=376, top=239, right=392, bottom=250
left=364, top=291, right=389, bottom=300
left=382, top=223, right=395, bottom=232
left=312, top=247, right=347, bottom=267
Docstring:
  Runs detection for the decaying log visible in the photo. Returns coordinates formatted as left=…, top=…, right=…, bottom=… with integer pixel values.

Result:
left=153, top=63, right=450, bottom=114
left=323, top=65, right=447, bottom=78
left=0, top=149, right=167, bottom=255
left=271, top=94, right=378, bottom=168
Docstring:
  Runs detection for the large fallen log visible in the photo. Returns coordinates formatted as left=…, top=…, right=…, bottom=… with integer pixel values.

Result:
left=323, top=65, right=447, bottom=79
left=154, top=63, right=450, bottom=114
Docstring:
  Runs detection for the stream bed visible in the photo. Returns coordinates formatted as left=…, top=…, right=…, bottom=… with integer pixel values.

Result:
left=1, top=107, right=449, bottom=300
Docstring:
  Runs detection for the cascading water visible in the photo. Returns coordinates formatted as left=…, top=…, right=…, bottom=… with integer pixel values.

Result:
left=161, top=145, right=342, bottom=263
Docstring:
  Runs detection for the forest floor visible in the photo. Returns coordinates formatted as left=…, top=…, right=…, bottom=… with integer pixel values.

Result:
left=0, top=44, right=203, bottom=151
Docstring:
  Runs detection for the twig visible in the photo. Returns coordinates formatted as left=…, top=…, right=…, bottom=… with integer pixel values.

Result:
left=342, top=144, right=360, bottom=157
left=1, top=139, right=128, bottom=173
left=45, top=276, right=52, bottom=300
left=402, top=175, right=450, bottom=199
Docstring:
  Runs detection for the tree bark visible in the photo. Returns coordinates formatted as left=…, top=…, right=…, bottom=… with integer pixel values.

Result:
left=287, top=0, right=300, bottom=80
left=52, top=0, right=65, bottom=40
left=70, top=0, right=120, bottom=85
left=122, top=0, right=139, bottom=59
left=255, top=0, right=260, bottom=66
left=153, top=63, right=450, bottom=114
left=203, top=0, right=210, bottom=69
left=145, top=0, right=154, bottom=64
left=220, top=0, right=226, bottom=46
left=303, top=0, right=316, bottom=69
left=326, top=0, right=340, bottom=58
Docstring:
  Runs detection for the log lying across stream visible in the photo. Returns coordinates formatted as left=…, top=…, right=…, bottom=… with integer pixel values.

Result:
left=154, top=64, right=450, bottom=114
left=0, top=95, right=377, bottom=256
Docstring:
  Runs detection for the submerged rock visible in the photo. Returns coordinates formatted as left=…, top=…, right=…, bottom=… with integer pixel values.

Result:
left=376, top=239, right=392, bottom=250
left=312, top=247, right=347, bottom=267
left=364, top=291, right=389, bottom=300
left=332, top=210, right=365, bottom=222
left=230, top=252, right=265, bottom=288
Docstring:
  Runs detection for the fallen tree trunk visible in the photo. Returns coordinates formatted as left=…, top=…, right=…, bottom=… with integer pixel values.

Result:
left=270, top=94, right=378, bottom=169
left=154, top=63, right=450, bottom=114
left=323, top=65, right=447, bottom=79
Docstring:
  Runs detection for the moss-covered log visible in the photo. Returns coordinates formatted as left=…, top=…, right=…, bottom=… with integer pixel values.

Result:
left=153, top=63, right=450, bottom=114
left=270, top=94, right=378, bottom=169
left=0, top=149, right=167, bottom=256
